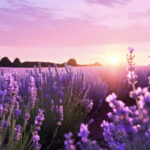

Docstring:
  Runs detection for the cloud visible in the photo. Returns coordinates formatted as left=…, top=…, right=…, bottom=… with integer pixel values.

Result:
left=85, top=0, right=130, bottom=6
left=1, top=17, right=150, bottom=48
left=0, top=0, right=150, bottom=48
left=1, top=0, right=150, bottom=29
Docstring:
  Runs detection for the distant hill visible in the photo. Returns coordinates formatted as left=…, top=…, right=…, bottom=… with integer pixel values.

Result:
left=0, top=57, right=101, bottom=67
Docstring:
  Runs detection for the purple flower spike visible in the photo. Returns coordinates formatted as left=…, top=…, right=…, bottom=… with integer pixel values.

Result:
left=127, top=72, right=137, bottom=84
left=0, top=104, right=4, bottom=117
left=50, top=99, right=54, bottom=112
left=32, top=109, right=44, bottom=150
left=33, top=131, right=40, bottom=143
left=25, top=112, right=30, bottom=122
left=14, top=124, right=21, bottom=142
left=64, top=132, right=76, bottom=150
left=78, top=123, right=89, bottom=142
left=28, top=76, right=37, bottom=108
left=14, top=109, right=21, bottom=118
left=106, top=93, right=117, bottom=103
left=59, top=99, right=62, bottom=104
left=34, top=109, right=45, bottom=131
left=32, top=131, right=41, bottom=150
left=128, top=47, right=134, bottom=53
left=59, top=105, right=63, bottom=121
left=57, top=105, right=64, bottom=126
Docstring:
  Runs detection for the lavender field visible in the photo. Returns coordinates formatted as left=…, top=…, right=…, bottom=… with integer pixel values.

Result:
left=0, top=49, right=149, bottom=150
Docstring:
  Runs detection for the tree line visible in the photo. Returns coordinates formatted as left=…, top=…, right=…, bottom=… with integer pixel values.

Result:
left=0, top=57, right=78, bottom=67
left=0, top=57, right=101, bottom=67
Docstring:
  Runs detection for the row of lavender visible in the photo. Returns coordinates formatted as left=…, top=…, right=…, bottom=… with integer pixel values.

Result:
left=0, top=63, right=108, bottom=150
left=0, top=48, right=149, bottom=150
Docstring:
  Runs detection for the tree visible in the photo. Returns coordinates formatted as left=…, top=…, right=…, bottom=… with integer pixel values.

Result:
left=0, top=57, right=12, bottom=67
left=67, top=58, right=77, bottom=66
left=13, top=58, right=21, bottom=67
left=92, top=62, right=101, bottom=66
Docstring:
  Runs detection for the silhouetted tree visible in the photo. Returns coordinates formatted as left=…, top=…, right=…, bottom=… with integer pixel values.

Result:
left=67, top=58, right=77, bottom=66
left=0, top=57, right=12, bottom=67
left=92, top=62, right=101, bottom=66
left=13, top=58, right=21, bottom=67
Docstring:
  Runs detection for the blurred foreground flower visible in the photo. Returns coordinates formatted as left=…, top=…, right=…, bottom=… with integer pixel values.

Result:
left=78, top=123, right=89, bottom=143
left=64, top=132, right=76, bottom=150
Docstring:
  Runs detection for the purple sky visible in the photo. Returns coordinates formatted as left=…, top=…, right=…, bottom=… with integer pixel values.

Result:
left=0, top=0, right=150, bottom=65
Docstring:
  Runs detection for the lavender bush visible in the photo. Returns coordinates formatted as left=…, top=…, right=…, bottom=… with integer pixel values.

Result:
left=62, top=48, right=150, bottom=150
left=101, top=48, right=150, bottom=150
left=64, top=123, right=102, bottom=150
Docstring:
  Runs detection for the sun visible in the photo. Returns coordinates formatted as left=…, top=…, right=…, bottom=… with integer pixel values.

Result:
left=109, top=55, right=119, bottom=65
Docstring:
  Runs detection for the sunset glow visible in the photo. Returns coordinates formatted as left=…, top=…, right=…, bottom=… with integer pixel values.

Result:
left=0, top=0, right=150, bottom=65
left=0, top=1, right=150, bottom=149
left=109, top=55, right=119, bottom=65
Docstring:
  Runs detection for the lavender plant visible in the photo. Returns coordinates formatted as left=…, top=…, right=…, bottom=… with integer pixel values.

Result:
left=36, top=64, right=95, bottom=149
left=64, top=123, right=102, bottom=150
left=101, top=48, right=150, bottom=150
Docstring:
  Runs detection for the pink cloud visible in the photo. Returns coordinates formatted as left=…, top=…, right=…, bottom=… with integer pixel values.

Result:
left=85, top=0, right=130, bottom=6
left=1, top=17, right=150, bottom=47
left=0, top=0, right=150, bottom=48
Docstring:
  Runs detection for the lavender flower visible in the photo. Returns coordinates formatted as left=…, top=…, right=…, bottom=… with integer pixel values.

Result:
left=129, top=87, right=142, bottom=99
left=57, top=105, right=63, bottom=126
left=25, top=112, right=30, bottom=122
left=64, top=132, right=76, bottom=150
left=106, top=93, right=117, bottom=103
left=28, top=76, right=37, bottom=108
left=127, top=47, right=137, bottom=85
left=127, top=47, right=139, bottom=108
left=59, top=105, right=63, bottom=121
left=127, top=71, right=137, bottom=84
left=128, top=47, right=134, bottom=53
left=59, top=98, right=62, bottom=104
left=77, top=123, right=101, bottom=150
left=78, top=124, right=89, bottom=142
left=45, top=93, right=49, bottom=99
left=86, top=99, right=93, bottom=113
left=34, top=109, right=45, bottom=131
left=32, top=131, right=41, bottom=150
left=50, top=99, right=54, bottom=112
left=59, top=90, right=64, bottom=98
left=4, top=74, right=19, bottom=107
left=0, top=104, right=4, bottom=118
left=14, top=124, right=21, bottom=142
left=32, top=109, right=44, bottom=150
left=13, top=101, right=21, bottom=119
left=14, top=109, right=21, bottom=119
left=88, top=119, right=94, bottom=126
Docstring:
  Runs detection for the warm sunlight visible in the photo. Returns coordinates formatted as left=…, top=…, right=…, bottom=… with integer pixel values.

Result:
left=109, top=55, right=119, bottom=65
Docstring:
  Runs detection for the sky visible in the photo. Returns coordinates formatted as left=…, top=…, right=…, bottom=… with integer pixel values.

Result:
left=0, top=0, right=150, bottom=65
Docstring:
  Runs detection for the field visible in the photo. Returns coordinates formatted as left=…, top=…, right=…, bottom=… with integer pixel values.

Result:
left=0, top=51, right=150, bottom=150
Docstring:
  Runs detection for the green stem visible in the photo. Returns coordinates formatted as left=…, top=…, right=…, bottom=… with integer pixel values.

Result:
left=47, top=126, right=59, bottom=149
left=131, top=83, right=139, bottom=109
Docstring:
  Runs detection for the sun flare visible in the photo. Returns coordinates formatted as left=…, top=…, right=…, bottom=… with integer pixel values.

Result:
left=109, top=55, right=119, bottom=65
